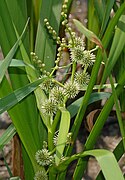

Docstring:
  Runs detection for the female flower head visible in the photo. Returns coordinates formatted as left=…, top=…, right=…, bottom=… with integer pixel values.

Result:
left=35, top=149, right=54, bottom=166
left=64, top=81, right=79, bottom=99
left=41, top=99, right=57, bottom=116
left=34, top=170, right=48, bottom=180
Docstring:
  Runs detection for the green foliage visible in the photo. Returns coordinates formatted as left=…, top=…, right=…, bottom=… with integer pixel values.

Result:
left=0, top=0, right=125, bottom=179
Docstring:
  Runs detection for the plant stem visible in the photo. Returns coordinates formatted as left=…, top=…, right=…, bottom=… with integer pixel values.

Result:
left=109, top=75, right=125, bottom=150
left=48, top=129, right=54, bottom=151
left=71, top=62, right=77, bottom=82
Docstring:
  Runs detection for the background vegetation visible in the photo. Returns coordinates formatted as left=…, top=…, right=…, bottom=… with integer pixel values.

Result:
left=0, top=0, right=125, bottom=179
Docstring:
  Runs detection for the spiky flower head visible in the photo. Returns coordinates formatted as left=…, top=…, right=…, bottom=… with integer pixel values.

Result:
left=53, top=130, right=59, bottom=146
left=50, top=86, right=64, bottom=105
left=74, top=71, right=90, bottom=87
left=70, top=46, right=95, bottom=67
left=70, top=46, right=85, bottom=62
left=39, top=77, right=55, bottom=93
left=78, top=50, right=95, bottom=67
left=64, top=81, right=79, bottom=99
left=34, top=170, right=48, bottom=180
left=74, top=37, right=85, bottom=47
left=35, top=149, right=54, bottom=166
left=41, top=99, right=57, bottom=116
left=53, top=131, right=72, bottom=146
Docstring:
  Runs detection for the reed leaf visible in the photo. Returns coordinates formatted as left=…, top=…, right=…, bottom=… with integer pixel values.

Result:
left=55, top=108, right=70, bottom=165
left=35, top=0, right=63, bottom=72
left=0, top=124, right=16, bottom=150
left=0, top=19, right=29, bottom=83
left=101, top=15, right=125, bottom=85
left=0, top=78, right=47, bottom=115
left=67, top=92, right=111, bottom=118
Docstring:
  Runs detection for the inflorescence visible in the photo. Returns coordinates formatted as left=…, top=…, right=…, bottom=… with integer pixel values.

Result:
left=34, top=0, right=97, bottom=178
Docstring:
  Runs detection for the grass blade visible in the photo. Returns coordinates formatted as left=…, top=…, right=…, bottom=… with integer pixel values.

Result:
left=101, top=15, right=125, bottom=85
left=0, top=19, right=29, bottom=83
left=35, top=0, right=63, bottom=71
left=58, top=149, right=124, bottom=180
left=0, top=77, right=47, bottom=115
left=83, top=150, right=124, bottom=180
left=55, top=108, right=70, bottom=165
left=0, top=124, right=16, bottom=150
left=67, top=92, right=111, bottom=118
left=73, top=19, right=103, bottom=49
left=99, top=0, right=115, bottom=37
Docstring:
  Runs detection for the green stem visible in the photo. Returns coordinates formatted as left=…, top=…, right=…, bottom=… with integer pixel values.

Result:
left=48, top=110, right=61, bottom=151
left=48, top=129, right=54, bottom=151
left=51, top=110, right=61, bottom=133
left=90, top=45, right=99, bottom=52
left=52, top=79, right=64, bottom=87
left=109, top=75, right=125, bottom=150
left=71, top=62, right=77, bottom=82
left=49, top=65, right=58, bottom=77
left=83, top=64, right=88, bottom=74
left=2, top=150, right=13, bottom=177
left=58, top=63, right=72, bottom=69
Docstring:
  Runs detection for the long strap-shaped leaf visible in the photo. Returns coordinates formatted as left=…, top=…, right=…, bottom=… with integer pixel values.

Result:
left=101, top=15, right=125, bottom=85
left=0, top=77, right=47, bottom=115
left=67, top=92, right=111, bottom=118
left=35, top=0, right=63, bottom=72
left=55, top=107, right=70, bottom=166
left=73, top=19, right=103, bottom=49
left=84, top=150, right=124, bottom=180
left=0, top=124, right=16, bottom=150
left=0, top=19, right=29, bottom=83
left=58, top=149, right=124, bottom=180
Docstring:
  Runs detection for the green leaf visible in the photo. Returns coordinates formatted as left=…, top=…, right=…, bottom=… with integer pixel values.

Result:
left=101, top=15, right=125, bottom=85
left=0, top=19, right=29, bottom=84
left=0, top=1, right=44, bottom=178
left=35, top=0, right=63, bottom=72
left=99, top=0, right=115, bottom=37
left=58, top=149, right=124, bottom=180
left=96, top=140, right=124, bottom=179
left=93, top=0, right=105, bottom=25
left=73, top=19, right=103, bottom=49
left=55, top=108, right=70, bottom=165
left=0, top=124, right=16, bottom=150
left=83, top=150, right=124, bottom=180
left=67, top=92, right=111, bottom=118
left=0, top=77, right=47, bottom=115
left=0, top=59, right=35, bottom=69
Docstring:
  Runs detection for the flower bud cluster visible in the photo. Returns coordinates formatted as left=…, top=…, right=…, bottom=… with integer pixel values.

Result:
left=55, top=37, right=68, bottom=66
left=44, top=18, right=61, bottom=44
left=40, top=80, right=79, bottom=116
left=70, top=46, right=95, bottom=67
left=50, top=86, right=65, bottom=105
left=61, top=0, right=68, bottom=25
left=30, top=52, right=46, bottom=74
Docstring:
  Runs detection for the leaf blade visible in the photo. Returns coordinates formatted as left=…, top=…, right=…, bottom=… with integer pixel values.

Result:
left=55, top=108, right=70, bottom=165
